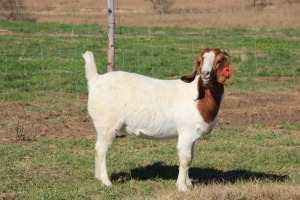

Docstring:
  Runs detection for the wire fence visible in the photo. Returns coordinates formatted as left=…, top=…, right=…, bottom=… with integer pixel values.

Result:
left=0, top=0, right=299, bottom=142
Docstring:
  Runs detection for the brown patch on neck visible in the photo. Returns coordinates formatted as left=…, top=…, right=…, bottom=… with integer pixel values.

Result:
left=197, top=79, right=224, bottom=124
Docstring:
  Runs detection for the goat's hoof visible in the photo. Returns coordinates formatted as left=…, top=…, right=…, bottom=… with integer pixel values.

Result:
left=96, top=177, right=112, bottom=187
left=103, top=180, right=112, bottom=187
left=100, top=180, right=112, bottom=187
left=186, top=179, right=193, bottom=189
left=176, top=183, right=191, bottom=192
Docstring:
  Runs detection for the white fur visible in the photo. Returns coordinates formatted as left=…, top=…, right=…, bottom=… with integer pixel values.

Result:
left=83, top=51, right=219, bottom=191
left=201, top=51, right=215, bottom=84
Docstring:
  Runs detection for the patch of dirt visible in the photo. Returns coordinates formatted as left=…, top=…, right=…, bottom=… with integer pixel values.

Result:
left=1, top=90, right=299, bottom=144
left=219, top=91, right=300, bottom=127
left=0, top=101, right=95, bottom=144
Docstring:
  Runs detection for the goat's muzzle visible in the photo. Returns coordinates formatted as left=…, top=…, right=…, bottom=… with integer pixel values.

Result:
left=201, top=70, right=212, bottom=85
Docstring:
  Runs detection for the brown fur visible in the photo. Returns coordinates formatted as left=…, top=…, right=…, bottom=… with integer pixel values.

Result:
left=181, top=48, right=234, bottom=123
left=197, top=79, right=224, bottom=123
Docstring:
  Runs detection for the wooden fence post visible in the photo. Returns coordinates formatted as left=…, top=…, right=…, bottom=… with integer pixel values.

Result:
left=107, top=0, right=115, bottom=72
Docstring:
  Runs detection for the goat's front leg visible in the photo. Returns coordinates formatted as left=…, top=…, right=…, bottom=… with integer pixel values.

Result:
left=176, top=136, right=195, bottom=192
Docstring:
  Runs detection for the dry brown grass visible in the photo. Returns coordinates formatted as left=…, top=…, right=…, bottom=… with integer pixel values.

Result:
left=159, top=183, right=300, bottom=200
left=11, top=0, right=300, bottom=29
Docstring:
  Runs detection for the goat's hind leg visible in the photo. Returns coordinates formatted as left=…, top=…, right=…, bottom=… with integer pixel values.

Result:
left=95, top=129, right=114, bottom=186
left=94, top=120, right=122, bottom=186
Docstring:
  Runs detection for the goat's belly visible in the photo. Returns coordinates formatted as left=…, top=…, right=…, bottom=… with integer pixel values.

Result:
left=122, top=124, right=178, bottom=139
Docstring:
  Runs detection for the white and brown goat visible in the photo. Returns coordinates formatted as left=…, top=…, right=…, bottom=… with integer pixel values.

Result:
left=83, top=48, right=234, bottom=191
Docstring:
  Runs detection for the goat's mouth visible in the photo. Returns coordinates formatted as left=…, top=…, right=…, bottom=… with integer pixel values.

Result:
left=202, top=77, right=215, bottom=88
left=202, top=78, right=211, bottom=84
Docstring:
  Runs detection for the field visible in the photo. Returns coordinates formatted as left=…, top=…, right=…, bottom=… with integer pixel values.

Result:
left=1, top=0, right=300, bottom=199
left=3, top=0, right=300, bottom=29
left=1, top=125, right=300, bottom=199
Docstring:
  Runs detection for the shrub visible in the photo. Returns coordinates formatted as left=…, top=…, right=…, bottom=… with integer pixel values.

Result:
left=146, top=0, right=176, bottom=14
left=0, top=0, right=36, bottom=21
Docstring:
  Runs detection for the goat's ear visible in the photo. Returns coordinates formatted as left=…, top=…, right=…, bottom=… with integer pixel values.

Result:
left=217, top=59, right=234, bottom=86
left=181, top=56, right=202, bottom=83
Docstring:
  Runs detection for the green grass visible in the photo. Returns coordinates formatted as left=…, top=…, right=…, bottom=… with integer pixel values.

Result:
left=1, top=20, right=300, bottom=102
left=0, top=20, right=300, bottom=199
left=1, top=124, right=299, bottom=199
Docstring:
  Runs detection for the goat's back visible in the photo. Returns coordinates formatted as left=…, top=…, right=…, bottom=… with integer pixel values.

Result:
left=87, top=71, right=200, bottom=137
left=88, top=71, right=197, bottom=110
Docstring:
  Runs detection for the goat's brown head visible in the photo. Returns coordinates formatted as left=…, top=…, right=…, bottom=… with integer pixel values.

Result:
left=181, top=48, right=234, bottom=87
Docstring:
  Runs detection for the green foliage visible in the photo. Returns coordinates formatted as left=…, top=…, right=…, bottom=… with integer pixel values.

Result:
left=1, top=124, right=299, bottom=198
left=278, top=122, right=300, bottom=131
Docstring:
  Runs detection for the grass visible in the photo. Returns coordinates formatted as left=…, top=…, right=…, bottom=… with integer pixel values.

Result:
left=1, top=20, right=300, bottom=102
left=1, top=123, right=299, bottom=199
left=0, top=20, right=300, bottom=199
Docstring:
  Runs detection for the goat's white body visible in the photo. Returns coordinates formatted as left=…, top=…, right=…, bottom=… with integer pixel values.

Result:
left=88, top=71, right=217, bottom=140
left=83, top=51, right=221, bottom=191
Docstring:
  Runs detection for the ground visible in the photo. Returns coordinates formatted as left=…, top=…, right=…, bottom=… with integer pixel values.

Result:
left=2, top=0, right=300, bottom=29
left=1, top=89, right=299, bottom=144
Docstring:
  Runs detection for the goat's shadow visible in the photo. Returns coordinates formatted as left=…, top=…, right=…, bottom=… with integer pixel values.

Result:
left=111, top=162, right=288, bottom=184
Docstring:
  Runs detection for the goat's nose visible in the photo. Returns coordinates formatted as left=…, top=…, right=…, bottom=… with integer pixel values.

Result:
left=201, top=71, right=210, bottom=77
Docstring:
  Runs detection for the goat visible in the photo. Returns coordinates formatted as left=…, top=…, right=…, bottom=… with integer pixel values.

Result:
left=82, top=48, right=234, bottom=191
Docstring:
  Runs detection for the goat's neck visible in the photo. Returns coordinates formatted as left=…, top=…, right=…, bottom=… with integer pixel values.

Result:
left=197, top=80, right=224, bottom=124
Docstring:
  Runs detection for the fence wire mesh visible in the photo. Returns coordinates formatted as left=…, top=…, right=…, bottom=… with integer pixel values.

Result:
left=0, top=0, right=299, bottom=143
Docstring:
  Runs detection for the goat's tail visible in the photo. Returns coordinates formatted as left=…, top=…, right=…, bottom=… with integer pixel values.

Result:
left=83, top=51, right=99, bottom=81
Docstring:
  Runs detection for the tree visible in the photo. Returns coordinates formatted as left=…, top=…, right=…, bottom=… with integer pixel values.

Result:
left=0, top=0, right=35, bottom=21
left=146, top=0, right=176, bottom=14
